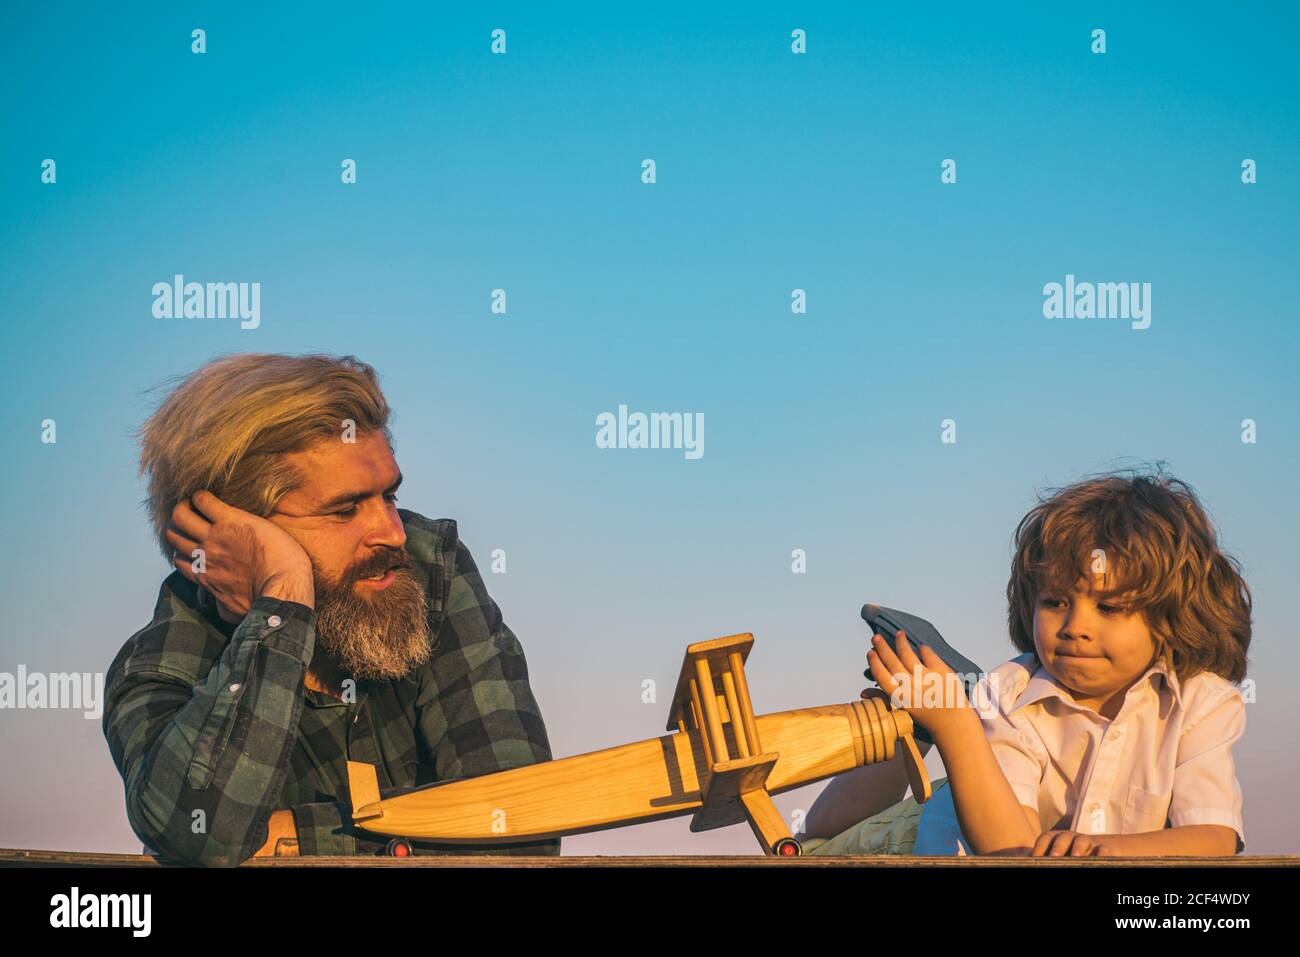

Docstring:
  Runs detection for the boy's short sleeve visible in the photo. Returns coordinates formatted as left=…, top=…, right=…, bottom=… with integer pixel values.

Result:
left=973, top=671, right=1047, bottom=810
left=1168, top=688, right=1247, bottom=851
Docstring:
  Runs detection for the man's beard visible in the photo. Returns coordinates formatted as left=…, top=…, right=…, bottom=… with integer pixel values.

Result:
left=311, top=547, right=432, bottom=681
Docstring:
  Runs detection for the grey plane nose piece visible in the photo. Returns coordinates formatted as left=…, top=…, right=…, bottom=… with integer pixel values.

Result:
left=861, top=603, right=984, bottom=746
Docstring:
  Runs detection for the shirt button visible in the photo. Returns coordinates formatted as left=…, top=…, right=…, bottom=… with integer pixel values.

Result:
left=229, top=683, right=241, bottom=693
left=267, top=615, right=282, bottom=628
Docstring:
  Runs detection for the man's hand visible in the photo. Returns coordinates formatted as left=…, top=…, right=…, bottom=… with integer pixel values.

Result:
left=166, top=490, right=315, bottom=617
left=867, top=629, right=977, bottom=742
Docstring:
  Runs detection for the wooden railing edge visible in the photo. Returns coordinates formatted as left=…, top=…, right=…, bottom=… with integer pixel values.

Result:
left=2, top=848, right=1298, bottom=867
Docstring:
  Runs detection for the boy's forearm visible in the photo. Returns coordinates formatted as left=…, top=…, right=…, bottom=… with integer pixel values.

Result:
left=1092, top=826, right=1239, bottom=857
left=803, top=744, right=929, bottom=839
left=803, top=768, right=873, bottom=840
left=931, top=718, right=1239, bottom=857
left=931, top=711, right=1040, bottom=854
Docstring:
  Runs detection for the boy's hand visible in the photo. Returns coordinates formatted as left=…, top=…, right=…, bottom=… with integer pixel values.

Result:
left=867, top=629, right=977, bottom=742
left=1030, top=829, right=1117, bottom=857
left=166, top=490, right=315, bottom=617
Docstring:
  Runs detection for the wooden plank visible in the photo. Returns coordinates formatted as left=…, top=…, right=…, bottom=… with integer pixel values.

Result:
left=2, top=848, right=1297, bottom=868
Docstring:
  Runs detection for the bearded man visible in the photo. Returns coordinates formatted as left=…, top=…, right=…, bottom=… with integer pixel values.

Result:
left=102, top=353, right=557, bottom=866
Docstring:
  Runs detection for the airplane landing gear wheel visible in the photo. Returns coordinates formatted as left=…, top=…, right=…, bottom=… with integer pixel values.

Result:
left=774, top=837, right=802, bottom=857
left=385, top=837, right=414, bottom=857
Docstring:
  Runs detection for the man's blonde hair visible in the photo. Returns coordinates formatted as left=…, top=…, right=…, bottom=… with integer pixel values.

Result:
left=136, top=353, right=391, bottom=561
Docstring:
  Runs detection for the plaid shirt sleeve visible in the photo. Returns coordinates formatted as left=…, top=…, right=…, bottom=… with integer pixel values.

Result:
left=103, top=595, right=319, bottom=867
left=408, top=534, right=560, bottom=855
left=292, top=801, right=375, bottom=856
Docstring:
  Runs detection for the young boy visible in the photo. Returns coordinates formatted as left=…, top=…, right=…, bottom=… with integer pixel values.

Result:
left=803, top=469, right=1250, bottom=856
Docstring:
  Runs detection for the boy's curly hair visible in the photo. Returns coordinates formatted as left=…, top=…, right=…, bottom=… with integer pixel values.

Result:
left=1006, top=465, right=1250, bottom=683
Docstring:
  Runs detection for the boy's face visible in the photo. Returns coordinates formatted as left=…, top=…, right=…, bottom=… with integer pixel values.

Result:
left=1032, top=576, right=1159, bottom=716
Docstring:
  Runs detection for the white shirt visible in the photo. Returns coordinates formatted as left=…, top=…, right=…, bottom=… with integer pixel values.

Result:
left=973, top=652, right=1247, bottom=850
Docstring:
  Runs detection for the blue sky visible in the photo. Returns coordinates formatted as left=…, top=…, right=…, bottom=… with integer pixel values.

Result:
left=1, top=2, right=1297, bottom=854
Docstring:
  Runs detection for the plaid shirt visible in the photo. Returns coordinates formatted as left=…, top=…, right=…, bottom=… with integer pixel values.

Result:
left=103, top=510, right=558, bottom=866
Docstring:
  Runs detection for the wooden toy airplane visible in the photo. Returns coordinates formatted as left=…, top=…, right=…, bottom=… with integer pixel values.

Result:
left=346, top=632, right=932, bottom=856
